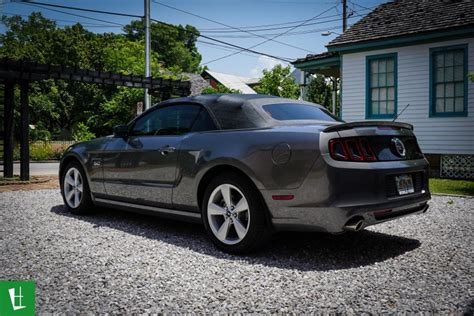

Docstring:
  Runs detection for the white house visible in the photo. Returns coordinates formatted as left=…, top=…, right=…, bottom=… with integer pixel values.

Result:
left=293, top=0, right=474, bottom=179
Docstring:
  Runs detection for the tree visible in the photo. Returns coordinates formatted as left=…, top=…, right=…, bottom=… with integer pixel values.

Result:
left=0, top=12, right=202, bottom=138
left=254, top=65, right=299, bottom=99
left=102, top=37, right=162, bottom=75
left=201, top=83, right=241, bottom=94
left=123, top=20, right=202, bottom=73
left=305, top=75, right=334, bottom=110
left=72, top=122, right=96, bottom=142
left=469, top=73, right=474, bottom=82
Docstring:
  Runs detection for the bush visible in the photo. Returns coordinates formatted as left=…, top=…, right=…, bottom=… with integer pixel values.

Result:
left=201, top=83, right=241, bottom=94
left=5, top=142, right=72, bottom=161
left=30, top=129, right=52, bottom=141
left=72, top=123, right=96, bottom=142
left=29, top=142, right=61, bottom=160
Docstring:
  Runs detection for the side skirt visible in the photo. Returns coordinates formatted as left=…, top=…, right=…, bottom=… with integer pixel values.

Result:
left=94, top=197, right=202, bottom=224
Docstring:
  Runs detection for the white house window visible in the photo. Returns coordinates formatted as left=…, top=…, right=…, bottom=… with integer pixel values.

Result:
left=366, top=53, right=397, bottom=119
left=430, top=45, right=468, bottom=117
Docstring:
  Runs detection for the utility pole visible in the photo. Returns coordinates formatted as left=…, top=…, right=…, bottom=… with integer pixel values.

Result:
left=342, top=0, right=347, bottom=32
left=144, top=0, right=151, bottom=110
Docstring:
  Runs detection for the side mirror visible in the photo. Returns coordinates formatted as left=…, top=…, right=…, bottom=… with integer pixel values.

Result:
left=113, top=125, right=129, bottom=138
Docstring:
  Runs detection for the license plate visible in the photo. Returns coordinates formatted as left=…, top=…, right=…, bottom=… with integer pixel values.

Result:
left=395, top=174, right=414, bottom=195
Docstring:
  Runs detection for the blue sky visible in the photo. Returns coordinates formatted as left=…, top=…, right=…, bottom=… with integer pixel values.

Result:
left=0, top=0, right=386, bottom=77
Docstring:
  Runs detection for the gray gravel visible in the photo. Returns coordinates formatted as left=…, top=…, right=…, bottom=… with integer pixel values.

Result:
left=0, top=189, right=472, bottom=314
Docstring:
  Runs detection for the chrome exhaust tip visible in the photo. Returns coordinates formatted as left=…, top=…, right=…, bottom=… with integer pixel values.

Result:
left=343, top=219, right=365, bottom=232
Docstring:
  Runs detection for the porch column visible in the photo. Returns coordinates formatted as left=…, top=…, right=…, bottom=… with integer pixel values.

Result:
left=3, top=81, right=14, bottom=178
left=331, top=78, right=337, bottom=115
left=20, top=81, right=30, bottom=181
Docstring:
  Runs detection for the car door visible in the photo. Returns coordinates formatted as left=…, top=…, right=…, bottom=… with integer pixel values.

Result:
left=101, top=104, right=206, bottom=208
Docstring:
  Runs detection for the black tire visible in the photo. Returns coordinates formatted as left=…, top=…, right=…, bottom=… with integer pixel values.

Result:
left=202, top=172, right=272, bottom=254
left=60, top=160, right=94, bottom=215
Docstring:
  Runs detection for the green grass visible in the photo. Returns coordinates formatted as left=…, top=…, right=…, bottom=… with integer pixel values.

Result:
left=429, top=178, right=474, bottom=196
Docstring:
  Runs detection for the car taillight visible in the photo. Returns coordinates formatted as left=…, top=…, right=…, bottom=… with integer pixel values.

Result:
left=329, top=138, right=377, bottom=162
left=359, top=138, right=377, bottom=161
left=329, top=139, right=349, bottom=161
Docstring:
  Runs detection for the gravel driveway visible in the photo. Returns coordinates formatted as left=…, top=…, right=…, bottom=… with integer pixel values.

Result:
left=0, top=189, right=472, bottom=313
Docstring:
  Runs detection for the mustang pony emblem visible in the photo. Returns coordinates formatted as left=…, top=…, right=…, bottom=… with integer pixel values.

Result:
left=392, top=137, right=406, bottom=157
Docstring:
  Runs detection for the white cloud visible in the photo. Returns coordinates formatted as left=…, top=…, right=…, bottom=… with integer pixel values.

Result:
left=249, top=55, right=290, bottom=78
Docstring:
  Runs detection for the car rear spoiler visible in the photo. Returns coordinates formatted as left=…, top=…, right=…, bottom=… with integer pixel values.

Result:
left=323, top=121, right=413, bottom=133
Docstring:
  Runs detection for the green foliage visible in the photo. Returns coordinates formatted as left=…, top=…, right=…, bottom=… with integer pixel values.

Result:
left=10, top=142, right=69, bottom=161
left=429, top=178, right=474, bottom=196
left=469, top=73, right=474, bottom=82
left=306, top=75, right=340, bottom=116
left=0, top=13, right=202, bottom=139
left=102, top=37, right=162, bottom=75
left=201, top=83, right=241, bottom=94
left=123, top=20, right=202, bottom=73
left=30, top=129, right=52, bottom=141
left=254, top=65, right=299, bottom=99
left=89, top=87, right=144, bottom=133
left=72, top=123, right=96, bottom=142
left=29, top=143, right=59, bottom=160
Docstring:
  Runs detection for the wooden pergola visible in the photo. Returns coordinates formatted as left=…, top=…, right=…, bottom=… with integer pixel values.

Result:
left=0, top=58, right=191, bottom=180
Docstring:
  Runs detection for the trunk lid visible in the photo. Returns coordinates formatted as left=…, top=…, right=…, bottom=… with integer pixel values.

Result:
left=323, top=121, right=423, bottom=162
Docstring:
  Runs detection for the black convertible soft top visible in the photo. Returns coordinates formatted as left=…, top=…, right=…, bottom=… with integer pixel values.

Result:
left=159, top=94, right=339, bottom=130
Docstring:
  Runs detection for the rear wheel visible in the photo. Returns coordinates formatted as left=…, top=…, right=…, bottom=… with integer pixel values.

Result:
left=202, top=172, right=271, bottom=253
left=61, top=161, right=94, bottom=215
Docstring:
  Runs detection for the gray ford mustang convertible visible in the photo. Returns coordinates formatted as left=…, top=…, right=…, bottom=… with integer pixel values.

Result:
left=60, top=94, right=430, bottom=253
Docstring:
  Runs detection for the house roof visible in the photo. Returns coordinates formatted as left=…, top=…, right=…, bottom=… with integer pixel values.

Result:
left=327, top=0, right=474, bottom=48
left=203, top=70, right=257, bottom=94
left=293, top=51, right=338, bottom=65
left=184, top=73, right=211, bottom=96
left=292, top=51, right=341, bottom=77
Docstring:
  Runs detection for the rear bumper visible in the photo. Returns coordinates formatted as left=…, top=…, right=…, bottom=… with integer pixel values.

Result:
left=270, top=192, right=430, bottom=232
left=263, top=157, right=431, bottom=233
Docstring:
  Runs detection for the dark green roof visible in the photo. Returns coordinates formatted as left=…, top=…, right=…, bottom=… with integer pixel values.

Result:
left=327, top=0, right=474, bottom=48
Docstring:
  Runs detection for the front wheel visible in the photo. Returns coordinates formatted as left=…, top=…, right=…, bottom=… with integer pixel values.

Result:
left=202, top=172, right=271, bottom=253
left=61, top=161, right=94, bottom=215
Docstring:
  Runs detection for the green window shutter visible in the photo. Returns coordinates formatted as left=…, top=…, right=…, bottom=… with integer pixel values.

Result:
left=366, top=53, right=397, bottom=119
left=430, top=44, right=468, bottom=117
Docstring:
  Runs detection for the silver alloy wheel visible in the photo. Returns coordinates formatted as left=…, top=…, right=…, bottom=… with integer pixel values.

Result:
left=63, top=167, right=83, bottom=209
left=207, top=184, right=250, bottom=245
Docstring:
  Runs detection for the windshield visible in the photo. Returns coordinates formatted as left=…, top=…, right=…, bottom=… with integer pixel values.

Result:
left=263, top=103, right=342, bottom=122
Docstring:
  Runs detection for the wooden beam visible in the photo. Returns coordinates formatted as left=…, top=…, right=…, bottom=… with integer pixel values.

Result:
left=0, top=58, right=191, bottom=95
left=3, top=81, right=14, bottom=178
left=20, top=81, right=30, bottom=181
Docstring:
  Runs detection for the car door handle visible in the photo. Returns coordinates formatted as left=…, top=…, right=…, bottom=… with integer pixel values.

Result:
left=157, top=146, right=176, bottom=155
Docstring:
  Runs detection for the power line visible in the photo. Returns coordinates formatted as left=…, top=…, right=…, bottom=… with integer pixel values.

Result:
left=201, top=25, right=342, bottom=39
left=197, top=39, right=288, bottom=60
left=15, top=1, right=294, bottom=63
left=153, top=0, right=315, bottom=53
left=349, top=1, right=376, bottom=12
left=1, top=11, right=122, bottom=27
left=198, top=41, right=261, bottom=59
left=198, top=9, right=369, bottom=31
left=19, top=1, right=142, bottom=19
left=151, top=18, right=293, bottom=62
left=19, top=2, right=125, bottom=26
left=202, top=5, right=337, bottom=65
left=199, top=14, right=363, bottom=34
left=19, top=0, right=369, bottom=32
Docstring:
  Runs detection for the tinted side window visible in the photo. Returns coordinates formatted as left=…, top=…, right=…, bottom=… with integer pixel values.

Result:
left=263, top=103, right=341, bottom=122
left=191, top=108, right=217, bottom=132
left=131, top=104, right=215, bottom=136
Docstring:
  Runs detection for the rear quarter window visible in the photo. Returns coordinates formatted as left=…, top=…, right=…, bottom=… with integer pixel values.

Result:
left=263, top=103, right=341, bottom=122
left=209, top=103, right=264, bottom=129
